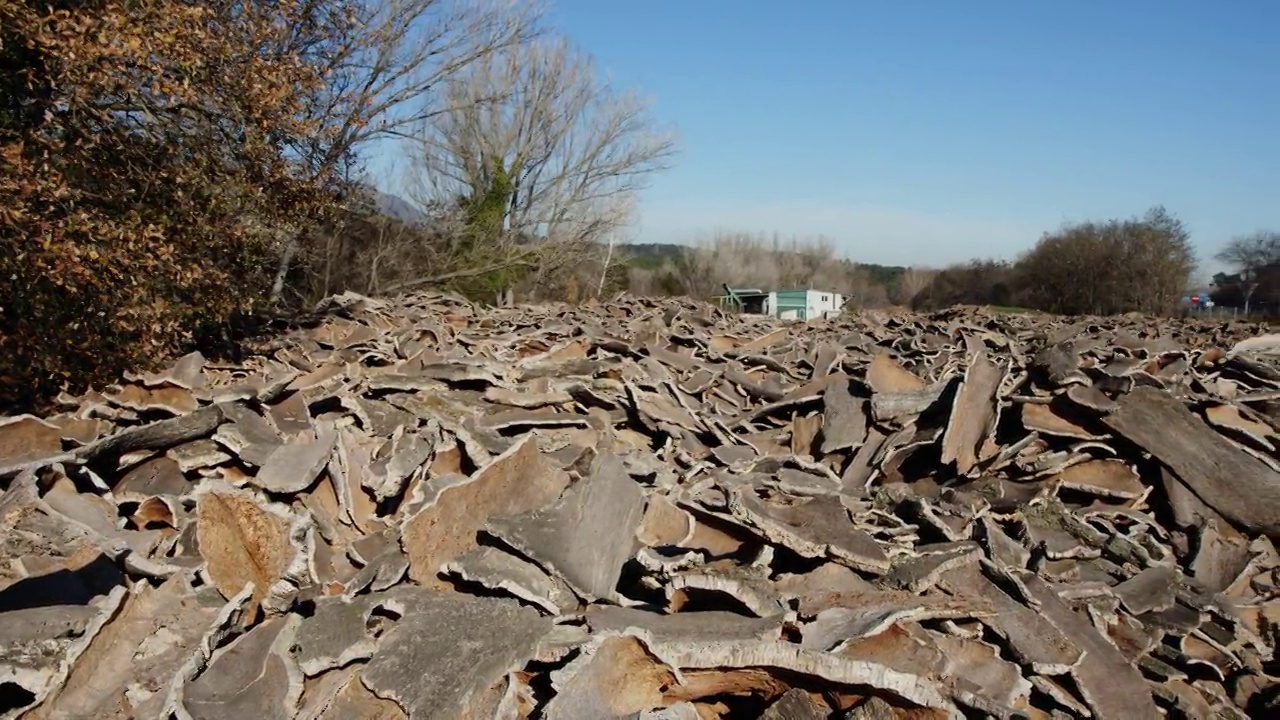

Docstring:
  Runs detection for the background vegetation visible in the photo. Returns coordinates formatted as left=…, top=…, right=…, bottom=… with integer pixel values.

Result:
left=2, top=0, right=1276, bottom=410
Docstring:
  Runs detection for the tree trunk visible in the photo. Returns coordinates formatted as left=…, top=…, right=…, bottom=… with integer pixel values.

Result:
left=270, top=236, right=299, bottom=304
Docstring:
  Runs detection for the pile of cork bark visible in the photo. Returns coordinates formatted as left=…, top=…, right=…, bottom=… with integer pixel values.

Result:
left=1, top=291, right=1278, bottom=719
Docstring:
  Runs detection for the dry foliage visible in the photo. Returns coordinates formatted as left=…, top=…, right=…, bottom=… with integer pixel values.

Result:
left=893, top=266, right=937, bottom=306
left=909, top=206, right=1197, bottom=315
left=667, top=232, right=855, bottom=299
left=0, top=0, right=340, bottom=408
left=1216, top=230, right=1280, bottom=276
left=1014, top=206, right=1195, bottom=315
left=0, top=0, right=626, bottom=409
left=912, top=260, right=1017, bottom=310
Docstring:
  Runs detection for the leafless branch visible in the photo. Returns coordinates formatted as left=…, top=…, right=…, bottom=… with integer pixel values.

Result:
left=379, top=258, right=536, bottom=294
left=412, top=34, right=677, bottom=248
left=272, top=0, right=545, bottom=302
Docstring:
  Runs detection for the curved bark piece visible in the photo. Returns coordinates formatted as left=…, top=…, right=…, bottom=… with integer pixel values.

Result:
left=362, top=590, right=552, bottom=719
left=1104, top=386, right=1280, bottom=538
left=193, top=482, right=310, bottom=618
left=485, top=451, right=645, bottom=602
left=180, top=615, right=304, bottom=720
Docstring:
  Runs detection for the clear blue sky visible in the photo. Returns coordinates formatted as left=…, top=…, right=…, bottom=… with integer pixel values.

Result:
left=546, top=0, right=1279, bottom=273
left=373, top=0, right=1278, bottom=274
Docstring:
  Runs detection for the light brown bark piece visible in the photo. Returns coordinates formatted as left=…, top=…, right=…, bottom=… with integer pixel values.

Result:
left=790, top=413, right=823, bottom=457
left=1015, top=570, right=1161, bottom=719
left=45, top=414, right=109, bottom=446
left=838, top=623, right=1031, bottom=718
left=0, top=589, right=124, bottom=716
left=884, top=542, right=982, bottom=593
left=252, top=422, right=337, bottom=494
left=937, top=564, right=1082, bottom=675
left=1190, top=519, right=1253, bottom=593
left=213, top=402, right=282, bottom=466
left=543, top=633, right=680, bottom=720
left=106, top=383, right=199, bottom=415
left=759, top=688, right=829, bottom=719
left=27, top=575, right=221, bottom=720
left=870, top=385, right=946, bottom=423
left=0, top=415, right=64, bottom=473
left=293, top=594, right=396, bottom=677
left=297, top=667, right=407, bottom=720
left=843, top=696, right=899, bottom=719
left=266, top=391, right=314, bottom=437
left=774, top=563, right=878, bottom=617
left=1065, top=384, right=1119, bottom=414
left=638, top=494, right=696, bottom=547
left=1021, top=402, right=1102, bottom=439
left=801, top=589, right=989, bottom=652
left=586, top=606, right=784, bottom=642
left=441, top=545, right=579, bottom=615
left=645, top=637, right=961, bottom=716
left=485, top=450, right=645, bottom=602
left=1112, top=565, right=1179, bottom=615
left=1050, top=459, right=1145, bottom=499
left=0, top=480, right=126, bottom=600
left=401, top=435, right=570, bottom=586
left=820, top=379, right=868, bottom=454
left=940, top=350, right=1005, bottom=475
left=1032, top=343, right=1086, bottom=387
left=728, top=488, right=890, bottom=574
left=670, top=561, right=788, bottom=617
left=866, top=354, right=927, bottom=394
left=166, top=439, right=232, bottom=472
left=194, top=482, right=308, bottom=618
left=1205, top=403, right=1277, bottom=450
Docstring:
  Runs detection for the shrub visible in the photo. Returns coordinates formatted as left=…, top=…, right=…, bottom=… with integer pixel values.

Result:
left=0, top=0, right=337, bottom=409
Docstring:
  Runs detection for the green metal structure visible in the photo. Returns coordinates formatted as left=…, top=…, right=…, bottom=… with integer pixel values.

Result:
left=713, top=285, right=768, bottom=314
left=771, top=289, right=811, bottom=320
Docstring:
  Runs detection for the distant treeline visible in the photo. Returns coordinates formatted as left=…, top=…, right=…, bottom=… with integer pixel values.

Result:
left=613, top=206, right=1239, bottom=319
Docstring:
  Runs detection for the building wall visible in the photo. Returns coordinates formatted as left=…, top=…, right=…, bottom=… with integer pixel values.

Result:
left=763, top=289, right=846, bottom=320
left=774, top=290, right=810, bottom=320
left=801, top=289, right=845, bottom=319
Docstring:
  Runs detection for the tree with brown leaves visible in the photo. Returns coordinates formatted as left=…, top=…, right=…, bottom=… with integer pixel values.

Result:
left=0, top=0, right=342, bottom=408
left=1013, top=206, right=1196, bottom=316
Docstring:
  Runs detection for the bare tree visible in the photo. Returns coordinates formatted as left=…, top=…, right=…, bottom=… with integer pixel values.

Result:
left=271, top=0, right=544, bottom=302
left=669, top=232, right=864, bottom=301
left=894, top=266, right=936, bottom=306
left=1216, top=231, right=1280, bottom=275
left=774, top=234, right=839, bottom=289
left=842, top=264, right=889, bottom=310
left=671, top=241, right=724, bottom=300
left=410, top=34, right=678, bottom=298
left=627, top=266, right=659, bottom=296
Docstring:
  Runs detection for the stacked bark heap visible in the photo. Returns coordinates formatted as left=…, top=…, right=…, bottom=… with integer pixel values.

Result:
left=1, top=291, right=1279, bottom=719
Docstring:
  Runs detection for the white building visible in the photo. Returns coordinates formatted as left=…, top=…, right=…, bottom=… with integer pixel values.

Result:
left=764, top=289, right=846, bottom=321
